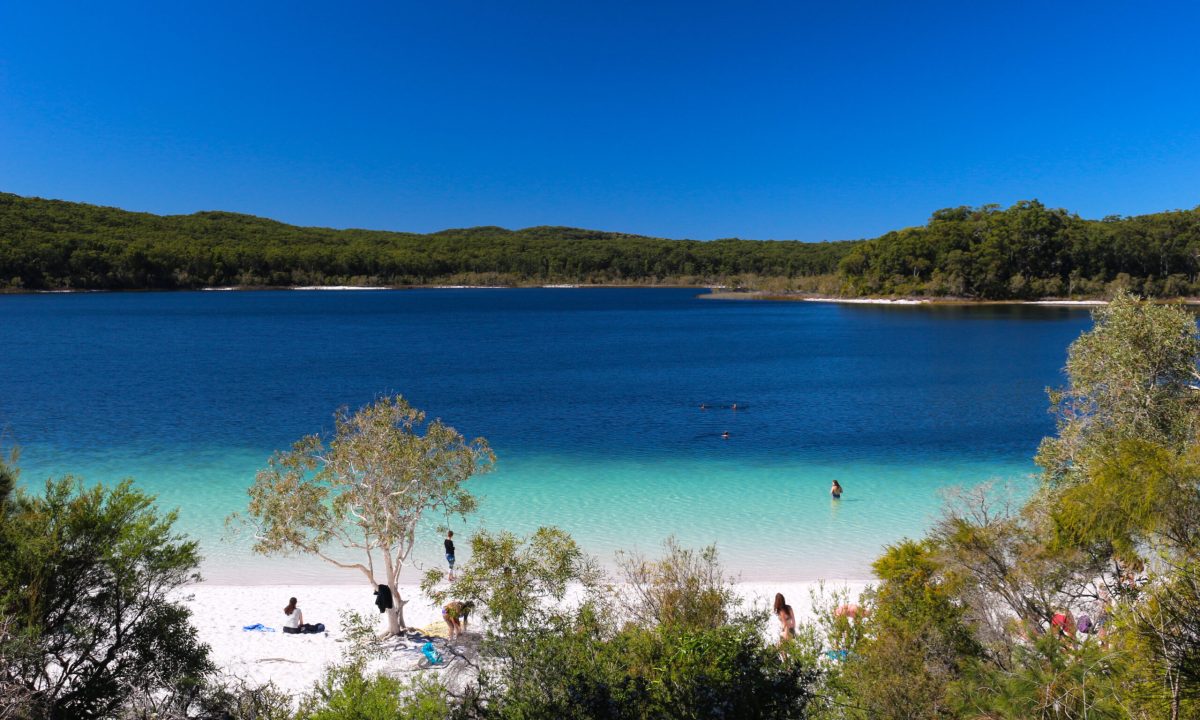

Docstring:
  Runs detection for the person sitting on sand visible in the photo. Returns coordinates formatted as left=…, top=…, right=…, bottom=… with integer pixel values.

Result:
left=830, top=480, right=843, bottom=499
left=282, top=597, right=324, bottom=635
left=442, top=600, right=474, bottom=641
left=773, top=593, right=796, bottom=644
left=283, top=597, right=303, bottom=634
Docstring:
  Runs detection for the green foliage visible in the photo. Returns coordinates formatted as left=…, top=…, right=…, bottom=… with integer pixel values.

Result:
left=839, top=200, right=1200, bottom=299
left=1116, top=562, right=1200, bottom=717
left=458, top=538, right=819, bottom=719
left=815, top=541, right=980, bottom=720
left=235, top=395, right=494, bottom=632
left=338, top=610, right=391, bottom=666
left=422, top=527, right=604, bottom=631
left=297, top=663, right=452, bottom=720
left=0, top=469, right=211, bottom=720
left=615, top=538, right=740, bottom=630
left=0, top=193, right=854, bottom=290
left=1052, top=439, right=1200, bottom=563
left=9, top=193, right=1200, bottom=298
left=952, top=636, right=1128, bottom=720
left=477, top=610, right=817, bottom=720
left=1037, top=292, right=1200, bottom=485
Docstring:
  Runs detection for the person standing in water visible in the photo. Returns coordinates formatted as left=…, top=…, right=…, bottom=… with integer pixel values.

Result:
left=445, top=530, right=456, bottom=581
left=830, top=480, right=843, bottom=499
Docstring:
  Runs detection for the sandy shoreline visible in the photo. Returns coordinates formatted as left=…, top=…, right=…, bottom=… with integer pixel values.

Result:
left=701, top=291, right=1137, bottom=305
left=180, top=579, right=870, bottom=695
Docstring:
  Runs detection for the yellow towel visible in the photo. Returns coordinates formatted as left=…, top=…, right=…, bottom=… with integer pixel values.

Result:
left=419, top=622, right=450, bottom=638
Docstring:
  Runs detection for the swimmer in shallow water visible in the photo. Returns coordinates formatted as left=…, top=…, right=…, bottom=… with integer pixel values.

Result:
left=721, top=431, right=730, bottom=439
left=831, top=480, right=843, bottom=499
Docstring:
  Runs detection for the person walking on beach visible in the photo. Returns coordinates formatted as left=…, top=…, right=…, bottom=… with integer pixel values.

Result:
left=445, top=530, right=456, bottom=581
left=773, top=593, right=796, bottom=644
left=830, top=480, right=843, bottom=499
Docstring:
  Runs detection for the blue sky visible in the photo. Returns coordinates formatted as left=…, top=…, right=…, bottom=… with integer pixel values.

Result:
left=1, top=1, right=1198, bottom=240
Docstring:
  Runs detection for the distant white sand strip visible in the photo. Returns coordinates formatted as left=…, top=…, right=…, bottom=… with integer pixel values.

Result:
left=1028, top=299, right=1107, bottom=306
left=181, top=579, right=869, bottom=695
left=802, top=297, right=928, bottom=305
left=291, top=286, right=390, bottom=291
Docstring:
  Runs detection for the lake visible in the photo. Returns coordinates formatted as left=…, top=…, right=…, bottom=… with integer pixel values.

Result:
left=0, top=288, right=1092, bottom=582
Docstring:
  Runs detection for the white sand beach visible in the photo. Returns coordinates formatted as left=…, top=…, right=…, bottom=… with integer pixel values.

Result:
left=800, top=297, right=929, bottom=305
left=181, top=579, right=870, bottom=696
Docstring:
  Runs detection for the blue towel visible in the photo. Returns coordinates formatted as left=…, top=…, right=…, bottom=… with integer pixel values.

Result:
left=242, top=623, right=276, bottom=632
left=421, top=641, right=444, bottom=665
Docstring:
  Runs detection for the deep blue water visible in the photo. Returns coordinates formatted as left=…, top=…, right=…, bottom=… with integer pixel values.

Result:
left=0, top=289, right=1091, bottom=581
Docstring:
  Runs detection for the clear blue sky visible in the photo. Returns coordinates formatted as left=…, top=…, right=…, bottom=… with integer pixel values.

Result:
left=2, top=1, right=1198, bottom=240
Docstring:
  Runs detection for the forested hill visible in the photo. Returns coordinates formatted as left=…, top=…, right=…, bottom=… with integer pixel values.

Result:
left=0, top=193, right=853, bottom=290
left=839, top=200, right=1200, bottom=299
left=3, top=192, right=1200, bottom=298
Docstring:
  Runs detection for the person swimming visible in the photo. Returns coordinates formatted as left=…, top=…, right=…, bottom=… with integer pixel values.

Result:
left=721, top=431, right=730, bottom=439
left=830, top=480, right=843, bottom=499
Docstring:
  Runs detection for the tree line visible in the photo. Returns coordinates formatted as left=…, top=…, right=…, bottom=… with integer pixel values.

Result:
left=840, top=200, right=1200, bottom=299
left=5, top=192, right=1200, bottom=298
left=0, top=193, right=851, bottom=290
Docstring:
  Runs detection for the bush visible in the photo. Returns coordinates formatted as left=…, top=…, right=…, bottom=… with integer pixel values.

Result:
left=0, top=467, right=211, bottom=719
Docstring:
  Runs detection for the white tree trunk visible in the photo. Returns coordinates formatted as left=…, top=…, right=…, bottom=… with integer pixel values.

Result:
left=384, top=564, right=406, bottom=634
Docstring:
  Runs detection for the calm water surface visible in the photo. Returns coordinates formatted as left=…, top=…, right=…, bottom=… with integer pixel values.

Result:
left=0, top=289, right=1091, bottom=582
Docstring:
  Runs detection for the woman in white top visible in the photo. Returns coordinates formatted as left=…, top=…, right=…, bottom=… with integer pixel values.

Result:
left=283, top=597, right=303, bottom=634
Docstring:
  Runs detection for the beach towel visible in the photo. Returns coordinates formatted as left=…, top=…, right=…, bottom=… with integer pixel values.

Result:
left=421, top=641, right=444, bottom=666
left=242, top=623, right=276, bottom=632
left=419, top=622, right=450, bottom=638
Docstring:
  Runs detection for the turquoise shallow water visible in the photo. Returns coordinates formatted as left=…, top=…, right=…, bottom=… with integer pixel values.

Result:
left=1, top=289, right=1088, bottom=583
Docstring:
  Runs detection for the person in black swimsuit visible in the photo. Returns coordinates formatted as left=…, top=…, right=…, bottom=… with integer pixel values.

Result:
left=445, top=530, right=456, bottom=581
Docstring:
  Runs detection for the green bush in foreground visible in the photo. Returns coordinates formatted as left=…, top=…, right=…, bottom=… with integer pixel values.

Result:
left=0, top=465, right=212, bottom=720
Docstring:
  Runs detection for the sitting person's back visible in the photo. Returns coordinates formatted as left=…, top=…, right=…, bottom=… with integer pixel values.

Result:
left=283, top=597, right=303, bottom=634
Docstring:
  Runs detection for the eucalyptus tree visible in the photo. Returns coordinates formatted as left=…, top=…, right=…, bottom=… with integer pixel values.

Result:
left=238, top=395, right=494, bottom=634
left=1036, top=291, right=1200, bottom=486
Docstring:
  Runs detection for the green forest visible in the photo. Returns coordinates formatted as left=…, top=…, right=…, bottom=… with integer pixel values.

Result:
left=3, top=192, right=1200, bottom=298
left=0, top=193, right=851, bottom=291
